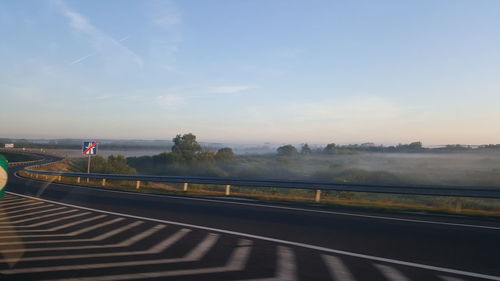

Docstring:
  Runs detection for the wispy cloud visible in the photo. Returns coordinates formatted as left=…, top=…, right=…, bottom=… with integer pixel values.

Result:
left=148, top=0, right=182, bottom=73
left=53, top=0, right=143, bottom=67
left=156, top=94, right=185, bottom=107
left=210, top=85, right=257, bottom=94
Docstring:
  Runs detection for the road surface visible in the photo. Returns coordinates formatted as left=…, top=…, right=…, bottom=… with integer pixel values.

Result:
left=1, top=158, right=499, bottom=280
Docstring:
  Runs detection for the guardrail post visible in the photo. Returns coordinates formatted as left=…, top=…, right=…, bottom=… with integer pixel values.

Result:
left=315, top=189, right=321, bottom=202
left=225, top=184, right=231, bottom=196
left=183, top=182, right=188, bottom=191
left=77, top=177, right=81, bottom=183
left=102, top=178, right=106, bottom=187
left=136, top=180, right=141, bottom=189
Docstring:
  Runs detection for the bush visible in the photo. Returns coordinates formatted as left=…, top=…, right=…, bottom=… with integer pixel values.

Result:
left=71, top=155, right=136, bottom=174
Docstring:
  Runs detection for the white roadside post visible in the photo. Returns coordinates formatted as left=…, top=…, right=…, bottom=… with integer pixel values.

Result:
left=315, top=189, right=321, bottom=202
left=225, top=184, right=231, bottom=196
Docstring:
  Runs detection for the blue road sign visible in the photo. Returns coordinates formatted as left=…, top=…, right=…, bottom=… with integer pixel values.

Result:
left=82, top=141, right=98, bottom=155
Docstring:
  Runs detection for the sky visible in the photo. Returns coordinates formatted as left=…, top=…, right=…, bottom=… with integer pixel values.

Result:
left=1, top=0, right=500, bottom=145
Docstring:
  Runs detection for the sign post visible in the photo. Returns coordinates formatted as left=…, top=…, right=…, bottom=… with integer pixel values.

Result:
left=82, top=141, right=98, bottom=182
left=0, top=155, right=8, bottom=200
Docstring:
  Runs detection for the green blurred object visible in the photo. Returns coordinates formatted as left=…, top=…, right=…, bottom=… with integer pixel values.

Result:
left=0, top=154, right=8, bottom=199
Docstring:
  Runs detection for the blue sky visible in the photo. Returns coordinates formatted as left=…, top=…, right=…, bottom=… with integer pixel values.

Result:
left=1, top=0, right=499, bottom=145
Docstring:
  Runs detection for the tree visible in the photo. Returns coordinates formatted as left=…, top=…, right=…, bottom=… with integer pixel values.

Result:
left=277, top=145, right=298, bottom=157
left=171, top=133, right=202, bottom=164
left=215, top=147, right=235, bottom=161
left=300, top=143, right=312, bottom=155
left=408, top=141, right=423, bottom=150
left=323, top=143, right=336, bottom=154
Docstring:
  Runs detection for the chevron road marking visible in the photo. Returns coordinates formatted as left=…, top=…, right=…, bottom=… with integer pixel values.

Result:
left=375, top=264, right=411, bottom=281
left=1, top=204, right=57, bottom=217
left=0, top=223, right=164, bottom=254
left=0, top=217, right=128, bottom=245
left=240, top=246, right=298, bottom=281
left=0, top=206, right=67, bottom=220
left=0, top=227, right=186, bottom=263
left=322, top=255, right=356, bottom=281
left=1, top=198, right=31, bottom=204
left=0, top=209, right=74, bottom=225
left=1, top=201, right=46, bottom=212
left=47, top=238, right=252, bottom=281
left=1, top=198, right=34, bottom=205
left=0, top=211, right=92, bottom=232
left=3, top=192, right=500, bottom=281
left=3, top=231, right=220, bottom=274
left=0, top=214, right=107, bottom=238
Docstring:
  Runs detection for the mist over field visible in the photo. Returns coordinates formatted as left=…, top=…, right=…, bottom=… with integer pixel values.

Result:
left=4, top=136, right=500, bottom=187
left=119, top=136, right=500, bottom=187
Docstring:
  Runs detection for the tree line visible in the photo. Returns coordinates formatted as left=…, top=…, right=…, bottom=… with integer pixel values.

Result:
left=276, top=142, right=426, bottom=157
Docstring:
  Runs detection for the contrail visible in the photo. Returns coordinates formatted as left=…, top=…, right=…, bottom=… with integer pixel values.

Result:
left=70, top=52, right=94, bottom=65
left=117, top=35, right=130, bottom=43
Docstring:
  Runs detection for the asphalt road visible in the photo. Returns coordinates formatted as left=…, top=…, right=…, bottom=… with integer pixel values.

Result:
left=1, top=159, right=500, bottom=281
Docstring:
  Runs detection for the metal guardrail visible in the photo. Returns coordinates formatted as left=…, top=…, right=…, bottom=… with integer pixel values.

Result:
left=0, top=149, right=46, bottom=167
left=23, top=166, right=500, bottom=199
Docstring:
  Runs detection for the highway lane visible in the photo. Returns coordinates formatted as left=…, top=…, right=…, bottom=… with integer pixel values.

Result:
left=1, top=162, right=500, bottom=280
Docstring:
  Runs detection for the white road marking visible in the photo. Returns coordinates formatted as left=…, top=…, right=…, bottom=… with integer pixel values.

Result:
left=0, top=211, right=92, bottom=232
left=183, top=232, right=220, bottom=260
left=2, top=196, right=33, bottom=204
left=0, top=206, right=66, bottom=221
left=0, top=198, right=30, bottom=204
left=147, top=227, right=190, bottom=252
left=1, top=201, right=45, bottom=212
left=0, top=217, right=129, bottom=245
left=4, top=231, right=219, bottom=274
left=322, top=255, right=356, bottom=281
left=0, top=209, right=74, bottom=225
left=242, top=246, right=297, bottom=281
left=18, top=173, right=500, bottom=231
left=46, top=238, right=251, bottom=281
left=0, top=223, right=164, bottom=254
left=7, top=192, right=500, bottom=281
left=0, top=226, right=181, bottom=263
left=375, top=264, right=411, bottom=281
left=0, top=214, right=108, bottom=238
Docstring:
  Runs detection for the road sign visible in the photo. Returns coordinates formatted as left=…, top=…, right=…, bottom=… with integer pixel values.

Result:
left=0, top=155, right=8, bottom=199
left=82, top=141, right=98, bottom=155
left=4, top=144, right=14, bottom=148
